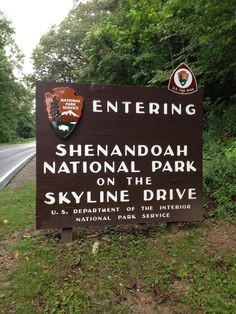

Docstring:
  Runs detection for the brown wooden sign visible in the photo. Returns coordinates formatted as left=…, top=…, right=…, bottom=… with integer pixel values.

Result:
left=36, top=81, right=203, bottom=229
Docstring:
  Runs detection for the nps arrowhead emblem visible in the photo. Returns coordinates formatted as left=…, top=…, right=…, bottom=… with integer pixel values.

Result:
left=168, top=63, right=198, bottom=95
left=44, top=87, right=83, bottom=139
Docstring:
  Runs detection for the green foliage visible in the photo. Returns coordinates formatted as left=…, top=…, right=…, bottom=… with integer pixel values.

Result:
left=203, top=96, right=236, bottom=218
left=32, top=0, right=117, bottom=82
left=32, top=0, right=236, bottom=100
left=0, top=11, right=35, bottom=143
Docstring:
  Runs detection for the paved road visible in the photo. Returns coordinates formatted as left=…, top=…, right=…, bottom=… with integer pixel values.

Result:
left=0, top=142, right=36, bottom=189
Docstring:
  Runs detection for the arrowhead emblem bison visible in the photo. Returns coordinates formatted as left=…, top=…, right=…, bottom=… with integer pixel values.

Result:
left=44, top=87, right=83, bottom=139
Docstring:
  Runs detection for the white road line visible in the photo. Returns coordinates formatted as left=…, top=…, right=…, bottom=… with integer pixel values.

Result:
left=0, top=152, right=36, bottom=184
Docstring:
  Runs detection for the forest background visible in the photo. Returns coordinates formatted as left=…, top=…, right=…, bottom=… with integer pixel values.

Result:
left=0, top=0, right=235, bottom=217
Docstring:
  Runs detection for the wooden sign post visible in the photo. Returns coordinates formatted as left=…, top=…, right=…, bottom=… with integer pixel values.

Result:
left=36, top=81, right=203, bottom=241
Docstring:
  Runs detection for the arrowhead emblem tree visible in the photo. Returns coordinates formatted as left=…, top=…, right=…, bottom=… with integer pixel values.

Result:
left=44, top=87, right=84, bottom=139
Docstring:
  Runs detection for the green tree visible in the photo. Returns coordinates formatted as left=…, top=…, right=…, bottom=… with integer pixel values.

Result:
left=80, top=0, right=236, bottom=99
left=0, top=11, right=35, bottom=143
left=32, top=0, right=236, bottom=100
left=16, top=82, right=35, bottom=139
left=51, top=97, right=60, bottom=119
left=32, top=0, right=118, bottom=82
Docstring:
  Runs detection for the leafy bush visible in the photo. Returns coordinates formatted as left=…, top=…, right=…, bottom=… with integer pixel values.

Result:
left=203, top=96, right=236, bottom=218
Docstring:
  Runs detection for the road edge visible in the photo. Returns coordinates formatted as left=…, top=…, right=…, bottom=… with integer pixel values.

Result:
left=0, top=152, right=36, bottom=191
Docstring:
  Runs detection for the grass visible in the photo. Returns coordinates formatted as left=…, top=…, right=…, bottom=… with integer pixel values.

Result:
left=0, top=181, right=236, bottom=313
left=0, top=182, right=35, bottom=239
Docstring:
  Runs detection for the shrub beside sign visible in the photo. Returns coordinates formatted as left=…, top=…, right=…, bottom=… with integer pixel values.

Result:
left=36, top=81, right=203, bottom=229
